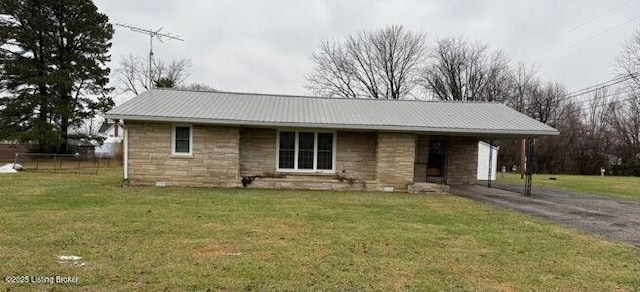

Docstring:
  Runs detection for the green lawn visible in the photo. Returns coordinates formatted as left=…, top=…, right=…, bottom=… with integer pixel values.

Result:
left=0, top=169, right=638, bottom=290
left=496, top=173, right=640, bottom=200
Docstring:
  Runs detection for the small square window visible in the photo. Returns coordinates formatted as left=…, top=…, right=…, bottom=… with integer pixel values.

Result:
left=173, top=126, right=191, bottom=155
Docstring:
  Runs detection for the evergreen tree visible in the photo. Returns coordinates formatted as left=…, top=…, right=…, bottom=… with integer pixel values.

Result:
left=0, top=0, right=114, bottom=153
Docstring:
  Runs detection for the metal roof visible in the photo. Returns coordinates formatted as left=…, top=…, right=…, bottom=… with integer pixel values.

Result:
left=97, top=121, right=113, bottom=134
left=106, top=89, right=559, bottom=138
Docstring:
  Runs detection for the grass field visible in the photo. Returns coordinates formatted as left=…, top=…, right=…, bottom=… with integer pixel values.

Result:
left=496, top=173, right=640, bottom=200
left=0, top=169, right=639, bottom=290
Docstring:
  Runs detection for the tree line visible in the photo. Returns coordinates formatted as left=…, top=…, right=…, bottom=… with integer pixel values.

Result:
left=0, top=0, right=114, bottom=153
left=306, top=25, right=640, bottom=176
left=0, top=0, right=212, bottom=153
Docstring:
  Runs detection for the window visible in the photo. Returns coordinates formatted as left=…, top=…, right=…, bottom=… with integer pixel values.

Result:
left=298, top=132, right=314, bottom=169
left=317, top=133, right=333, bottom=170
left=172, top=125, right=192, bottom=155
left=278, top=132, right=295, bottom=168
left=277, top=131, right=335, bottom=172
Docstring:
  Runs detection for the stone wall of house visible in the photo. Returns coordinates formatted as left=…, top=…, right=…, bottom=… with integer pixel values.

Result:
left=246, top=174, right=373, bottom=191
left=446, top=137, right=478, bottom=185
left=413, top=135, right=430, bottom=183
left=126, top=121, right=240, bottom=187
left=376, top=132, right=416, bottom=191
left=336, top=131, right=377, bottom=181
left=239, top=128, right=277, bottom=175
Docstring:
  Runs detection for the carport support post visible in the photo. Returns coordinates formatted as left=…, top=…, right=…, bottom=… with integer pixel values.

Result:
left=524, top=138, right=534, bottom=196
left=123, top=125, right=129, bottom=185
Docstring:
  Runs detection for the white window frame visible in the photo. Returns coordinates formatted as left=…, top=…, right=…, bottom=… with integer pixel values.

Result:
left=171, top=124, right=193, bottom=156
left=276, top=129, right=337, bottom=174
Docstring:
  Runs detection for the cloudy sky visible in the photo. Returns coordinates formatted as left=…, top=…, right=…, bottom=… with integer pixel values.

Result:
left=94, top=0, right=640, bottom=103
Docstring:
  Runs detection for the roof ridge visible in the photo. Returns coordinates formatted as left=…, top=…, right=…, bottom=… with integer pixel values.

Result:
left=148, top=88, right=502, bottom=104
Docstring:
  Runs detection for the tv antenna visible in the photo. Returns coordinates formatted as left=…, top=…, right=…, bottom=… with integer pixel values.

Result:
left=115, top=23, right=184, bottom=89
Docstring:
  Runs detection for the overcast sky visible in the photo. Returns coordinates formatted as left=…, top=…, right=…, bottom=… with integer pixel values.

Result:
left=94, top=0, right=640, bottom=103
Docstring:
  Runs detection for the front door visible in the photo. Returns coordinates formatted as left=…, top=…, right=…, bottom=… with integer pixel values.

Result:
left=426, top=141, right=447, bottom=183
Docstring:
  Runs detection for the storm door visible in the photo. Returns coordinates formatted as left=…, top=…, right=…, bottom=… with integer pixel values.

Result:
left=426, top=141, right=447, bottom=183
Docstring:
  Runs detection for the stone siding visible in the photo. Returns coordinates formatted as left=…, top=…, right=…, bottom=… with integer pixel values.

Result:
left=127, top=121, right=240, bottom=187
left=407, top=182, right=449, bottom=193
left=413, top=136, right=430, bottom=183
left=239, top=128, right=277, bottom=175
left=446, top=137, right=479, bottom=185
left=336, top=131, right=377, bottom=181
left=376, top=132, right=416, bottom=191
left=246, top=175, right=374, bottom=191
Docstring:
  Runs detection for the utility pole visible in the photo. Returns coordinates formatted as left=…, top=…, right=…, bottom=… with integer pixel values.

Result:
left=115, top=23, right=184, bottom=89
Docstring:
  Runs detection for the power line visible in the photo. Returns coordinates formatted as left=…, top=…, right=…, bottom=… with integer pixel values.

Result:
left=553, top=88, right=637, bottom=117
left=530, top=0, right=631, bottom=52
left=563, top=74, right=631, bottom=96
left=521, top=75, right=638, bottom=118
left=536, top=15, right=640, bottom=64
left=550, top=71, right=640, bottom=106
left=561, top=74, right=636, bottom=102
left=566, top=82, right=636, bottom=113
left=577, top=95, right=636, bottom=115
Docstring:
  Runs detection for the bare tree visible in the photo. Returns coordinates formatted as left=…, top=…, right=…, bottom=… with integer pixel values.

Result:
left=612, top=29, right=640, bottom=175
left=616, top=30, right=640, bottom=87
left=115, top=54, right=192, bottom=95
left=572, top=89, right=614, bottom=174
left=608, top=93, right=640, bottom=160
left=179, top=83, right=218, bottom=92
left=482, top=60, right=513, bottom=103
left=508, top=63, right=539, bottom=112
left=527, top=81, right=565, bottom=125
left=153, top=58, right=191, bottom=88
left=306, top=25, right=426, bottom=99
left=115, top=55, right=147, bottom=96
left=421, top=36, right=510, bottom=101
left=553, top=101, right=584, bottom=173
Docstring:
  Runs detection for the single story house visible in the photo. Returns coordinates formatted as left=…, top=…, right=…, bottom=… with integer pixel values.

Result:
left=106, top=89, right=558, bottom=192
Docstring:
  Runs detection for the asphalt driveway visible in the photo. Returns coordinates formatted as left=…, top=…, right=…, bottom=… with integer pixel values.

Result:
left=451, top=184, right=640, bottom=247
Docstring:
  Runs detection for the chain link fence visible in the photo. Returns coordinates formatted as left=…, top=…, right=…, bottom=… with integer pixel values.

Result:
left=12, top=153, right=121, bottom=174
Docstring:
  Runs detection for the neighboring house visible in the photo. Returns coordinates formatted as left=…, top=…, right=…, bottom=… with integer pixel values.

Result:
left=67, top=138, right=95, bottom=156
left=106, top=89, right=558, bottom=192
left=94, top=120, right=124, bottom=158
left=476, top=141, right=499, bottom=181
